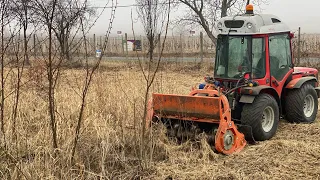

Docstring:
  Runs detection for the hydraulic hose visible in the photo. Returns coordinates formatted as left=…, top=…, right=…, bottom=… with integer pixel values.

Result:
left=224, top=84, right=248, bottom=96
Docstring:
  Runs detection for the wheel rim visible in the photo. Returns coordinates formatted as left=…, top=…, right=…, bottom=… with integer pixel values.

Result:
left=303, top=94, right=315, bottom=118
left=261, top=106, right=275, bottom=132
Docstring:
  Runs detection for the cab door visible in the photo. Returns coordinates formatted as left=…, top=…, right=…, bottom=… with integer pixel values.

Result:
left=268, top=33, right=294, bottom=96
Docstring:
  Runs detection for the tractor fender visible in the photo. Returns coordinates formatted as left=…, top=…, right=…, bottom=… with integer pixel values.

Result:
left=240, top=85, right=280, bottom=105
left=285, top=76, right=317, bottom=89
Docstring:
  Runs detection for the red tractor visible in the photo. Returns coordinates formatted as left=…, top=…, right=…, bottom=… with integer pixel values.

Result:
left=147, top=4, right=320, bottom=155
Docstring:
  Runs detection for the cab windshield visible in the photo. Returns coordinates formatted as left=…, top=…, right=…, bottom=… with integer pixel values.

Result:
left=214, top=35, right=266, bottom=79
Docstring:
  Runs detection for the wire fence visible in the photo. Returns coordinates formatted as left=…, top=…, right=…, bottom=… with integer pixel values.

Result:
left=5, top=32, right=320, bottom=59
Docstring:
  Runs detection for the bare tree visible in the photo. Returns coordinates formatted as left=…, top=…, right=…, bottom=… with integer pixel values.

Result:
left=135, top=0, right=171, bottom=165
left=70, top=0, right=117, bottom=164
left=177, top=0, right=268, bottom=43
left=52, top=0, right=95, bottom=61
left=29, top=0, right=111, bottom=155
left=136, top=0, right=170, bottom=62
left=10, top=0, right=35, bottom=141
left=32, top=0, right=60, bottom=150
left=0, top=0, right=17, bottom=147
left=31, top=0, right=94, bottom=61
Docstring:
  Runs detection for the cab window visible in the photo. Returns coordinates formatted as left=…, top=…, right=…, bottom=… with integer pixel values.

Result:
left=269, top=34, right=292, bottom=81
left=252, top=37, right=265, bottom=79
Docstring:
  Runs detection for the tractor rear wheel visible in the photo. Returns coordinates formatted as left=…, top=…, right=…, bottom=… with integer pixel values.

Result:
left=241, top=94, right=279, bottom=141
left=285, top=83, right=318, bottom=123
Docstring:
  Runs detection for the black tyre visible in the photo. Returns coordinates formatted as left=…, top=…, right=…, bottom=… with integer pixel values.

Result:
left=285, top=83, right=318, bottom=123
left=241, top=94, right=279, bottom=141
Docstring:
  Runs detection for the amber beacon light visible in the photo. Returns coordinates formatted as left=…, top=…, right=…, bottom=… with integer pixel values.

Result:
left=246, top=4, right=254, bottom=14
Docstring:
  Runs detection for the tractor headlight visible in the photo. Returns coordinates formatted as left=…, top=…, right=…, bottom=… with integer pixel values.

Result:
left=246, top=22, right=253, bottom=29
left=217, top=22, right=222, bottom=29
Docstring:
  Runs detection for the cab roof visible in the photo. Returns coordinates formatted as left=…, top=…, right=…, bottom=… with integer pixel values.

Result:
left=217, top=13, right=291, bottom=35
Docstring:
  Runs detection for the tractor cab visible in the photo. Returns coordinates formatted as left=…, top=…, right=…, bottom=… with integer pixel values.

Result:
left=214, top=4, right=297, bottom=96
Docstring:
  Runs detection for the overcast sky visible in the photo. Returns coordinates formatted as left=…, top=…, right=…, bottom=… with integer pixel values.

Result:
left=89, top=0, right=320, bottom=36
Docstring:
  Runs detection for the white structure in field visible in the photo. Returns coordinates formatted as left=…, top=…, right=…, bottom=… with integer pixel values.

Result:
left=96, top=49, right=102, bottom=58
left=127, top=41, right=134, bottom=51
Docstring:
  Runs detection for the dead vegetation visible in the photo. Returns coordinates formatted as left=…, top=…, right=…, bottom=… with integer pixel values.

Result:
left=0, top=61, right=318, bottom=179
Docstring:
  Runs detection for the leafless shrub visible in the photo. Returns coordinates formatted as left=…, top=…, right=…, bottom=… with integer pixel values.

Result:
left=134, top=0, right=172, bottom=168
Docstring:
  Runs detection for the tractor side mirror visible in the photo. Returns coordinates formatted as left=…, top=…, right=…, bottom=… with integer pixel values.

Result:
left=289, top=33, right=294, bottom=39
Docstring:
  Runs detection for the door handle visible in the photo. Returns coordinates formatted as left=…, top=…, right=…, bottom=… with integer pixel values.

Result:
left=272, top=79, right=279, bottom=87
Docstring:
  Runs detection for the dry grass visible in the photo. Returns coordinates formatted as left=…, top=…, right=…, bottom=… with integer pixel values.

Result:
left=0, top=61, right=319, bottom=179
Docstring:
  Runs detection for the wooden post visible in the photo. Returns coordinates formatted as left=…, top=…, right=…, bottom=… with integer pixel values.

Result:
left=125, top=33, right=128, bottom=59
left=180, top=33, right=183, bottom=61
left=33, top=33, right=36, bottom=57
left=113, top=36, right=116, bottom=52
left=99, top=36, right=102, bottom=49
left=93, top=34, right=96, bottom=56
left=140, top=35, right=143, bottom=57
left=297, top=27, right=301, bottom=66
left=158, top=34, right=161, bottom=59
left=121, top=35, right=124, bottom=55
left=171, top=37, right=174, bottom=53
left=200, top=32, right=204, bottom=63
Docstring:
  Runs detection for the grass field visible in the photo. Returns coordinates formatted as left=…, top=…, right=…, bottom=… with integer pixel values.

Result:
left=0, top=61, right=319, bottom=179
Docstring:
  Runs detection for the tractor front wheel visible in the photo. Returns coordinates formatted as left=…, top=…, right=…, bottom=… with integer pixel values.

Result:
left=241, top=94, right=279, bottom=141
left=285, top=83, right=318, bottom=123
